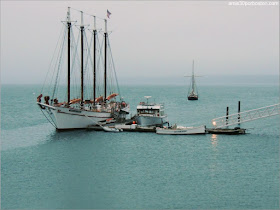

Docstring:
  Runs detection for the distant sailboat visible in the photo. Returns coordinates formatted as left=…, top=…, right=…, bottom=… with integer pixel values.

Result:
left=186, top=60, right=199, bottom=100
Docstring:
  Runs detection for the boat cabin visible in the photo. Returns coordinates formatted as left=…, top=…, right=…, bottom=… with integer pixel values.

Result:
left=136, top=103, right=165, bottom=117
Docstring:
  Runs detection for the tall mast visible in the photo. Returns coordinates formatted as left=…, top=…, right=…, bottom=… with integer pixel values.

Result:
left=93, top=16, right=97, bottom=104
left=192, top=60, right=195, bottom=92
left=104, top=19, right=108, bottom=101
left=80, top=11, right=84, bottom=105
left=67, top=7, right=71, bottom=104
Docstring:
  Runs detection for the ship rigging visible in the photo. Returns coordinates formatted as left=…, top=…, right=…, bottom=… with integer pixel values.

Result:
left=37, top=7, right=129, bottom=130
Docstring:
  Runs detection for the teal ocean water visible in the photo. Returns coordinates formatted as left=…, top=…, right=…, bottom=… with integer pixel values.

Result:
left=1, top=84, right=279, bottom=209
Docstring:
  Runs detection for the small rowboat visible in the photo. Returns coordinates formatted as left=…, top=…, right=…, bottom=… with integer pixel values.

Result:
left=156, top=125, right=206, bottom=135
left=100, top=125, right=122, bottom=132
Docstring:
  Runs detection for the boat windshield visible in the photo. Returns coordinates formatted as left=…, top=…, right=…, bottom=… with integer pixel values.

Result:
left=138, top=109, right=158, bottom=114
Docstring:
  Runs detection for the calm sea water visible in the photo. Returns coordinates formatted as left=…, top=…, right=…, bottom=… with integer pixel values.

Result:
left=1, top=84, right=279, bottom=209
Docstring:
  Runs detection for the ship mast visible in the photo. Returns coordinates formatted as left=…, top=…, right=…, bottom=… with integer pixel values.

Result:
left=192, top=60, right=195, bottom=93
left=67, top=7, right=71, bottom=105
left=93, top=16, right=97, bottom=104
left=80, top=11, right=84, bottom=106
left=104, top=19, right=108, bottom=101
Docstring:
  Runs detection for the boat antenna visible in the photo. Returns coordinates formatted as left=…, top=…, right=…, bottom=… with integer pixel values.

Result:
left=144, top=96, right=151, bottom=104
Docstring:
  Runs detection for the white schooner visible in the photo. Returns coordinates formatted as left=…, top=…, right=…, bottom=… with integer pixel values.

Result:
left=37, top=8, right=129, bottom=130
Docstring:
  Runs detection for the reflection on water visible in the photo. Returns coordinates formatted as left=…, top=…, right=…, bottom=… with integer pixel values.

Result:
left=211, top=134, right=218, bottom=149
left=47, top=130, right=74, bottom=142
left=209, top=134, right=219, bottom=178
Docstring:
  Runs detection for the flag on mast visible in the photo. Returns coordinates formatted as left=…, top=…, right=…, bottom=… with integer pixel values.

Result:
left=107, top=10, right=111, bottom=18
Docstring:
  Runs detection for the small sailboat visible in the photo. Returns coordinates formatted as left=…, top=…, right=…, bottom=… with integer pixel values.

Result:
left=186, top=60, right=199, bottom=100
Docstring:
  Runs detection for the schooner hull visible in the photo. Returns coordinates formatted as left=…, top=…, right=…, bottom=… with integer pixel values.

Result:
left=39, top=103, right=112, bottom=130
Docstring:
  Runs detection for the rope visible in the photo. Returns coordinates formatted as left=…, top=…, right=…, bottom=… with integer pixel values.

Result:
left=87, top=34, right=94, bottom=99
left=89, top=34, right=95, bottom=98
left=54, top=32, right=67, bottom=101
left=107, top=38, right=121, bottom=99
left=47, top=27, right=66, bottom=96
left=41, top=23, right=65, bottom=94
left=97, top=35, right=104, bottom=97
left=40, top=108, right=57, bottom=129
left=52, top=27, right=67, bottom=101
left=47, top=13, right=71, bottom=97
left=84, top=32, right=93, bottom=99
left=70, top=28, right=80, bottom=99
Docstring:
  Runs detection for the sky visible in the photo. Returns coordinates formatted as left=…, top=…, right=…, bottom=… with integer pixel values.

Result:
left=1, top=1, right=279, bottom=85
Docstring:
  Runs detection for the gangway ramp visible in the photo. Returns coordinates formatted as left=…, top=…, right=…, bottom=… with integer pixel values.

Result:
left=211, top=103, right=280, bottom=128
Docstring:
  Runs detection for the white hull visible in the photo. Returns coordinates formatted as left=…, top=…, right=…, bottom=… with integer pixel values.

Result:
left=135, top=115, right=168, bottom=127
left=102, top=126, right=122, bottom=132
left=39, top=103, right=112, bottom=130
left=156, top=125, right=206, bottom=135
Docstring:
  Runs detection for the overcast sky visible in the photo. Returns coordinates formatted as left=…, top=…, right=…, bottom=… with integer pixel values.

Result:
left=1, top=1, right=279, bottom=84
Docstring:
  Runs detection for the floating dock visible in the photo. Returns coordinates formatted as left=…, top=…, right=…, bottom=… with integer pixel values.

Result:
left=207, top=128, right=246, bottom=135
left=85, top=102, right=280, bottom=135
left=116, top=124, right=156, bottom=132
left=88, top=122, right=246, bottom=135
left=87, top=123, right=156, bottom=132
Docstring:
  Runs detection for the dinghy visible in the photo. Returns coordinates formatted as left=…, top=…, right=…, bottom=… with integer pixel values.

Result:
left=156, top=124, right=206, bottom=135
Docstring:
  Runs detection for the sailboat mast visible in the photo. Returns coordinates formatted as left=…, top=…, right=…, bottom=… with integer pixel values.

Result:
left=80, top=11, right=84, bottom=105
left=192, top=60, right=195, bottom=92
left=67, top=7, right=71, bottom=104
left=93, top=16, right=97, bottom=104
left=104, top=19, right=107, bottom=101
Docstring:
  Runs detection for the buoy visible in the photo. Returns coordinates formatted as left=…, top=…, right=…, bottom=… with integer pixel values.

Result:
left=132, top=121, right=136, bottom=124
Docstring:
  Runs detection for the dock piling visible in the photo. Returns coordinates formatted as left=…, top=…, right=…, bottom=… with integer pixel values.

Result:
left=226, top=107, right=229, bottom=126
left=238, top=101, right=241, bottom=127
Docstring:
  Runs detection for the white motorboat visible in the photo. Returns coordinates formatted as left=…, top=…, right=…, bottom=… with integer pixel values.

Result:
left=156, top=124, right=206, bottom=135
left=135, top=96, right=168, bottom=127
left=101, top=126, right=122, bottom=132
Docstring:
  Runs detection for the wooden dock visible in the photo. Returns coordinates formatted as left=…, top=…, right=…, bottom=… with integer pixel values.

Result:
left=207, top=128, right=246, bottom=135
left=88, top=122, right=246, bottom=135
left=87, top=123, right=156, bottom=132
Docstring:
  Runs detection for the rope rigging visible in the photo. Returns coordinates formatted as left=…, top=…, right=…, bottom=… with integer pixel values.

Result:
left=52, top=27, right=67, bottom=101
left=37, top=8, right=130, bottom=130
left=84, top=31, right=93, bottom=100
left=96, top=35, right=104, bottom=97
left=70, top=28, right=80, bottom=100
left=40, top=109, right=57, bottom=129
left=41, top=23, right=65, bottom=94
left=41, top=8, right=122, bottom=106
left=46, top=27, right=67, bottom=97
left=108, top=37, right=122, bottom=99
